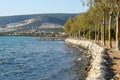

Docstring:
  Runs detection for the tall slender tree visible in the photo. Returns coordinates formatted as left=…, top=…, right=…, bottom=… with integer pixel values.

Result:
left=113, top=0, right=120, bottom=50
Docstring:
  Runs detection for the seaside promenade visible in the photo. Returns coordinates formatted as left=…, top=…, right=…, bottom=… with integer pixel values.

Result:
left=105, top=41, right=120, bottom=80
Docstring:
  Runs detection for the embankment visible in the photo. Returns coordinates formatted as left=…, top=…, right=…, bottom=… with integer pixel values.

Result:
left=65, top=38, right=110, bottom=80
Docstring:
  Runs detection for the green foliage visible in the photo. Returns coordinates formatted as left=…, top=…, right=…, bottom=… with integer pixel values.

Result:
left=64, top=0, right=117, bottom=40
left=64, top=17, right=74, bottom=34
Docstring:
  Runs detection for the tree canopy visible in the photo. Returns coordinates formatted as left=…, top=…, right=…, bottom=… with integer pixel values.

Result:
left=64, top=0, right=120, bottom=50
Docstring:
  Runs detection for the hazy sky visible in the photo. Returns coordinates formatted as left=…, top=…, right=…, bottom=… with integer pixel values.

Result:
left=0, top=0, right=88, bottom=16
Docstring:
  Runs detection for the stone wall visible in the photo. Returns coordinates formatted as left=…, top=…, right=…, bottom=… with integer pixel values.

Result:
left=65, top=39, right=107, bottom=80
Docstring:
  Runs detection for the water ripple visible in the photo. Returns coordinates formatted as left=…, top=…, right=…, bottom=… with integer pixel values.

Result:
left=0, top=37, right=87, bottom=80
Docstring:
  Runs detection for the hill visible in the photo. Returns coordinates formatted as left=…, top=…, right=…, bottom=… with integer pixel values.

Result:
left=0, top=13, right=82, bottom=36
left=0, top=13, right=78, bottom=28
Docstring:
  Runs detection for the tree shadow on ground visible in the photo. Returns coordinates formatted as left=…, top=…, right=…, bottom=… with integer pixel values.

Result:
left=103, top=49, right=115, bottom=80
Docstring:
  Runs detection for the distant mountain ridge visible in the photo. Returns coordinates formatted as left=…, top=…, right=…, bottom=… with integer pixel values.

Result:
left=0, top=13, right=79, bottom=28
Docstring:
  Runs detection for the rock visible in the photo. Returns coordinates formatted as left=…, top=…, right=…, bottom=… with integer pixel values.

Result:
left=77, top=58, right=81, bottom=61
left=65, top=39, right=108, bottom=80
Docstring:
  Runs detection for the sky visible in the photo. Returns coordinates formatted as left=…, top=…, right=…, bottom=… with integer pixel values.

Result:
left=0, top=0, right=88, bottom=16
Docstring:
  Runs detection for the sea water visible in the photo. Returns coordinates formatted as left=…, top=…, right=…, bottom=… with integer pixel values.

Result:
left=0, top=36, right=87, bottom=80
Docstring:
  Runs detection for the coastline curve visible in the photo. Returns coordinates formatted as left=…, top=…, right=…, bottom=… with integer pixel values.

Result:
left=65, top=38, right=110, bottom=80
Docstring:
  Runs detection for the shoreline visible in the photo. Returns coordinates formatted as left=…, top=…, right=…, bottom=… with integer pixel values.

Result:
left=65, top=38, right=113, bottom=80
left=67, top=42, right=90, bottom=80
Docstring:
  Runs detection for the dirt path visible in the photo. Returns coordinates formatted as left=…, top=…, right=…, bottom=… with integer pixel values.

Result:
left=108, top=49, right=120, bottom=80
left=103, top=41, right=120, bottom=80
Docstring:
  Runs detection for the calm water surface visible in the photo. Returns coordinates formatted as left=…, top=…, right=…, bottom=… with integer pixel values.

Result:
left=0, top=37, right=87, bottom=80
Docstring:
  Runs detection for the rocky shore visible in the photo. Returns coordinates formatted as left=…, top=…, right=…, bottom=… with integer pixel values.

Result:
left=65, top=38, right=112, bottom=80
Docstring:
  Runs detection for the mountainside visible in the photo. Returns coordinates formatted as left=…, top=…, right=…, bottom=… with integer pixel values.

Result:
left=0, top=13, right=78, bottom=28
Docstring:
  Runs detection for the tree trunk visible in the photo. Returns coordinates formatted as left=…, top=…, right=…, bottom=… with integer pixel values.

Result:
left=76, top=33, right=77, bottom=39
left=101, top=17, right=106, bottom=46
left=83, top=31, right=85, bottom=40
left=97, top=24, right=100, bottom=43
left=116, top=13, right=120, bottom=50
left=74, top=33, right=76, bottom=39
left=102, top=17, right=106, bottom=46
left=72, top=34, right=74, bottom=38
left=89, top=26, right=91, bottom=41
left=70, top=34, right=72, bottom=38
left=101, top=23, right=103, bottom=44
left=73, top=33, right=75, bottom=38
left=95, top=25, right=97, bottom=42
left=75, top=33, right=76, bottom=39
left=75, top=33, right=77, bottom=39
left=79, top=30, right=81, bottom=39
left=69, top=33, right=70, bottom=38
left=108, top=14, right=112, bottom=48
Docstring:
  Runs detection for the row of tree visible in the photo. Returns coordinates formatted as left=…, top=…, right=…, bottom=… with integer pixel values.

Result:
left=64, top=0, right=120, bottom=50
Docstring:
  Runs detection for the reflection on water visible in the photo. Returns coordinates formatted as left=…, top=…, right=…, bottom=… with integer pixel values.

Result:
left=0, top=36, right=87, bottom=80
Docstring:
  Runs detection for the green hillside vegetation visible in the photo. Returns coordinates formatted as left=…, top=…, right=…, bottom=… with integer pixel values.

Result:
left=0, top=28, right=64, bottom=37
left=36, top=28, right=64, bottom=33
left=17, top=28, right=64, bottom=33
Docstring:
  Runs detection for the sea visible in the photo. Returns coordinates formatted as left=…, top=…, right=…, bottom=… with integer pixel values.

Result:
left=0, top=36, right=88, bottom=80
